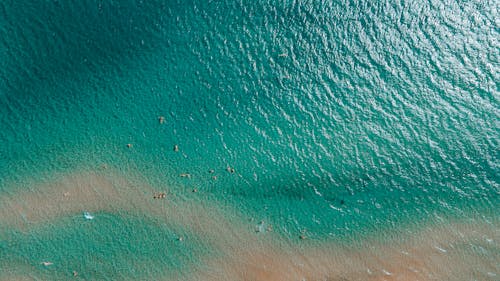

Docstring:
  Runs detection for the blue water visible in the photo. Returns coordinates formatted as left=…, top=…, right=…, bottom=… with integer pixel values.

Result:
left=1, top=0, right=499, bottom=280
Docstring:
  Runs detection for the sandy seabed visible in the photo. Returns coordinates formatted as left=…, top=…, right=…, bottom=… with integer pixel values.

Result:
left=0, top=170, right=498, bottom=281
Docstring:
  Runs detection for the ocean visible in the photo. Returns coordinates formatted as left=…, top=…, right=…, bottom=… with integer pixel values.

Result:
left=0, top=0, right=498, bottom=280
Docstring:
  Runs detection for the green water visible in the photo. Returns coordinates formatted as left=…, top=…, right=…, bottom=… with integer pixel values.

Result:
left=1, top=0, right=498, bottom=280
left=1, top=213, right=207, bottom=280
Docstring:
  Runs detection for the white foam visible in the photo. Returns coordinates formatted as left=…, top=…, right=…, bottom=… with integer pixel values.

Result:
left=434, top=245, right=447, bottom=253
left=83, top=211, right=94, bottom=220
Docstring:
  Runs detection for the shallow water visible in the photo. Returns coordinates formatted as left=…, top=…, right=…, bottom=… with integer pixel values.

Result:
left=0, top=0, right=499, bottom=280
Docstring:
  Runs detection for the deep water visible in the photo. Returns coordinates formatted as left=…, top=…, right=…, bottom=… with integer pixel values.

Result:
left=1, top=0, right=498, bottom=280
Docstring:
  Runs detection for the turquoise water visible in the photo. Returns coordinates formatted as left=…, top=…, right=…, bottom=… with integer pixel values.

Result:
left=1, top=213, right=207, bottom=280
left=1, top=0, right=499, bottom=280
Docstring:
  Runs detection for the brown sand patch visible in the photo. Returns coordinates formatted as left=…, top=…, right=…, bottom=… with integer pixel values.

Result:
left=0, top=171, right=153, bottom=229
left=190, top=220, right=499, bottom=281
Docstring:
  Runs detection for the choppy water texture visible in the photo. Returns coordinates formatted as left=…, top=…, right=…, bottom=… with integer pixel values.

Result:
left=0, top=0, right=499, bottom=280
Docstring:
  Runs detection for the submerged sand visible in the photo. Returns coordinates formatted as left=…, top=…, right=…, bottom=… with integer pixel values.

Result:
left=192, top=221, right=499, bottom=281
left=1, top=170, right=498, bottom=281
